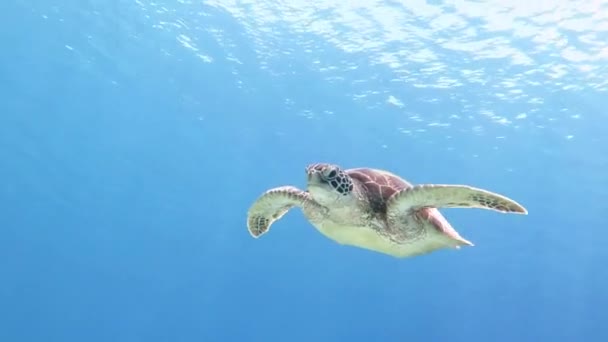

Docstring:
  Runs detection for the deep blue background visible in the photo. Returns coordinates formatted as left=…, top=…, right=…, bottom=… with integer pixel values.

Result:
left=1, top=1, right=607, bottom=341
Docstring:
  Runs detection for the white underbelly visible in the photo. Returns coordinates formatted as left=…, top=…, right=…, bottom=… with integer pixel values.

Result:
left=312, top=221, right=462, bottom=258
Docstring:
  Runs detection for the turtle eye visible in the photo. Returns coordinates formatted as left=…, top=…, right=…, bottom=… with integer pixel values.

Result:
left=322, top=168, right=337, bottom=180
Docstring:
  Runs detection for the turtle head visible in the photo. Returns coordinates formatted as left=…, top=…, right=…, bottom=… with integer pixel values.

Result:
left=305, top=163, right=355, bottom=205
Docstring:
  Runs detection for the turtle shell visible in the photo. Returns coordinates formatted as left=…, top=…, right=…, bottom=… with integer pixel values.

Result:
left=346, top=168, right=413, bottom=214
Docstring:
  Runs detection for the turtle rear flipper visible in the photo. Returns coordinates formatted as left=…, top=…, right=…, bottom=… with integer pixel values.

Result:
left=247, top=186, right=313, bottom=238
left=386, top=184, right=528, bottom=215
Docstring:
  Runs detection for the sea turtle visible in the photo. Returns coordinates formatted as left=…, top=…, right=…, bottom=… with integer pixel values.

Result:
left=246, top=163, right=527, bottom=258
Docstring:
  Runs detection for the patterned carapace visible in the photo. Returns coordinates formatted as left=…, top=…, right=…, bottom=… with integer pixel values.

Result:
left=346, top=168, right=412, bottom=214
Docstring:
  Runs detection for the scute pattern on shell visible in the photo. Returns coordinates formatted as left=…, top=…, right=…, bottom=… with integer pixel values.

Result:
left=346, top=168, right=412, bottom=214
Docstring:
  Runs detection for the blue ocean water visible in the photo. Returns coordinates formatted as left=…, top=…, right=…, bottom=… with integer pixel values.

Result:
left=2, top=0, right=607, bottom=341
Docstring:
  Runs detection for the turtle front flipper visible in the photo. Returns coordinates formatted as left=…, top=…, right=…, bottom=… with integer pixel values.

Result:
left=247, top=186, right=313, bottom=238
left=386, top=184, right=528, bottom=215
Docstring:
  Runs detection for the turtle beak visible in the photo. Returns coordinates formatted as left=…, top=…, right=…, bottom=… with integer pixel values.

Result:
left=306, top=168, right=314, bottom=181
left=305, top=164, right=316, bottom=177
left=306, top=166, right=322, bottom=184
